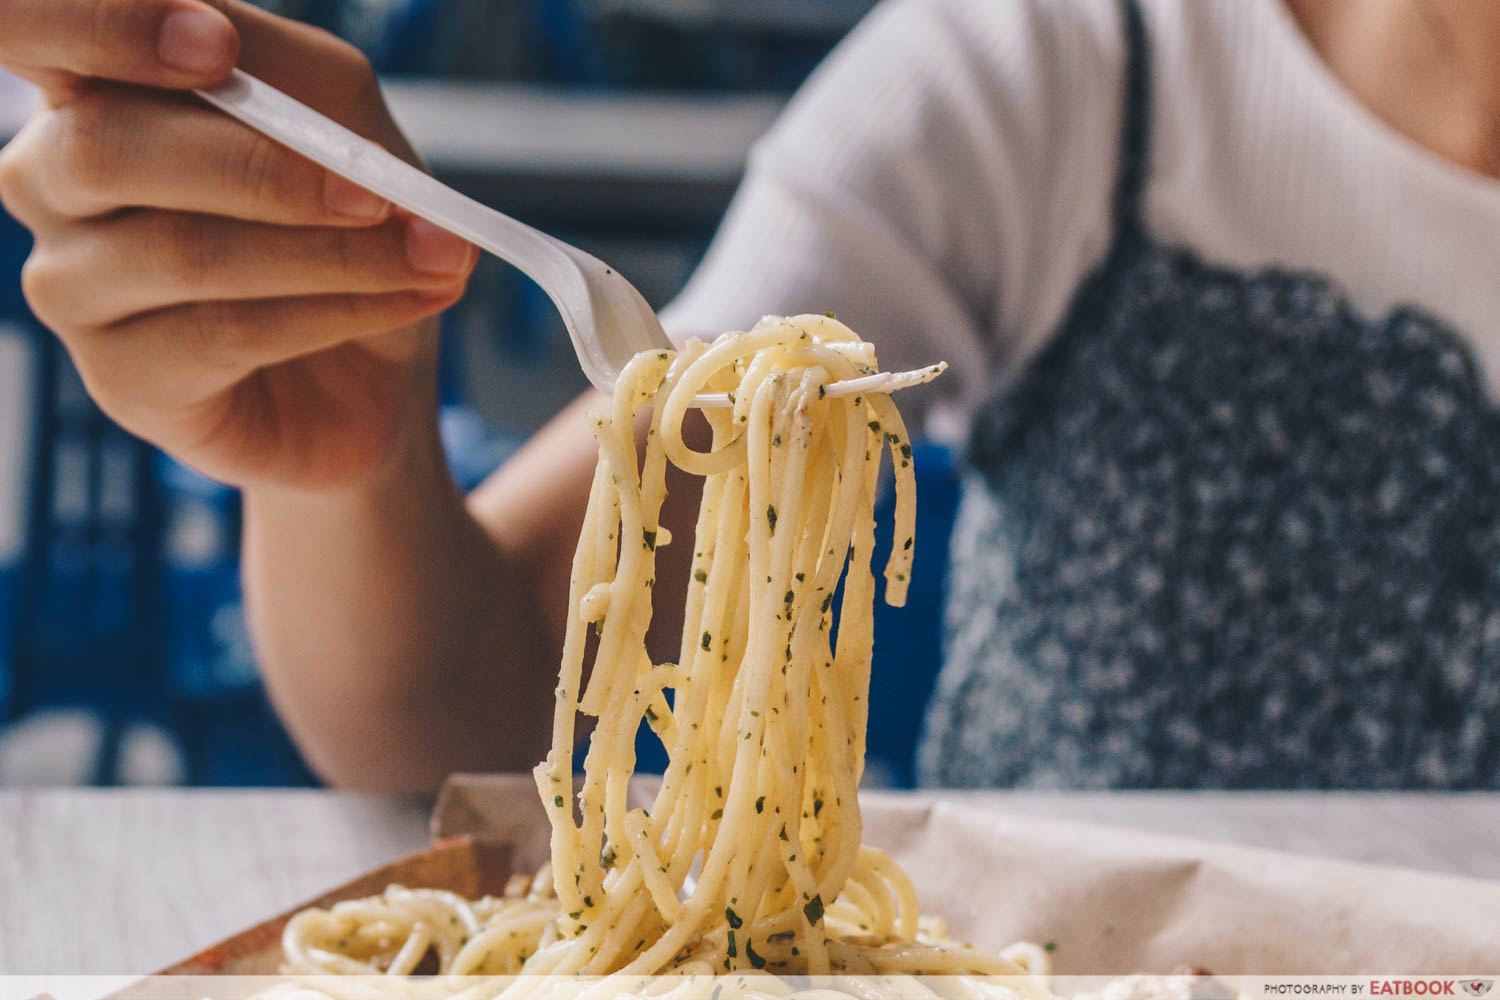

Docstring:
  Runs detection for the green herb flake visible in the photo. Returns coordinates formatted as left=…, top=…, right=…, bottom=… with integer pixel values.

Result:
left=766, top=506, right=777, bottom=533
left=1044, top=940, right=1057, bottom=952
left=813, top=797, right=824, bottom=817
left=726, top=930, right=737, bottom=958
left=746, top=939, right=767, bottom=969
left=642, top=529, right=657, bottom=551
left=694, top=569, right=707, bottom=583
left=554, top=795, right=565, bottom=807
left=724, top=907, right=743, bottom=929
left=803, top=895, right=825, bottom=925
left=711, top=808, right=724, bottom=820
left=701, top=631, right=712, bottom=650
left=755, top=796, right=765, bottom=813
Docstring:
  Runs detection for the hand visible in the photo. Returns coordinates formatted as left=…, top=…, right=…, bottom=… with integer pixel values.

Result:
left=0, top=0, right=478, bottom=490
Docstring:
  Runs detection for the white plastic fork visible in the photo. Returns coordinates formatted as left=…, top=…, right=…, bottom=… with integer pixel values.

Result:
left=194, top=70, right=945, bottom=405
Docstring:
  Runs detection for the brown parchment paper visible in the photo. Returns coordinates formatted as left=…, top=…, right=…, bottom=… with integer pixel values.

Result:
left=432, top=774, right=1500, bottom=974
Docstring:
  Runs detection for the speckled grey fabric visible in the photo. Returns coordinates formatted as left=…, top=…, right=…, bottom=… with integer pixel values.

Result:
left=916, top=0, right=1500, bottom=789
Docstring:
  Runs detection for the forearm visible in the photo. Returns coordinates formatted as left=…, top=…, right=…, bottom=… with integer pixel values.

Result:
left=242, top=408, right=554, bottom=791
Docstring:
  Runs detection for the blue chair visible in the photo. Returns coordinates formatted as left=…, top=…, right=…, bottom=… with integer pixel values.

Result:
left=0, top=205, right=316, bottom=786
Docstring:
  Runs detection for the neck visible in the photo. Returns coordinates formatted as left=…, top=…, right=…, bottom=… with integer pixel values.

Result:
left=1285, top=0, right=1500, bottom=175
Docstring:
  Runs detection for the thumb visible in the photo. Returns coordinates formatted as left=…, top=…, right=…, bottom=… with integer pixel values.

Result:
left=0, top=0, right=238, bottom=103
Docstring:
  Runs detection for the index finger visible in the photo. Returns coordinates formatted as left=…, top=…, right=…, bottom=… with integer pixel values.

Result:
left=0, top=0, right=238, bottom=102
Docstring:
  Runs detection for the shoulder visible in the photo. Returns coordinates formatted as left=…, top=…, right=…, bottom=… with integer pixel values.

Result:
left=764, top=0, right=1131, bottom=168
left=757, top=0, right=1132, bottom=321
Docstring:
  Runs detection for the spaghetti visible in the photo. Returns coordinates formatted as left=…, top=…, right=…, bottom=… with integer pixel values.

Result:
left=280, top=316, right=1047, bottom=991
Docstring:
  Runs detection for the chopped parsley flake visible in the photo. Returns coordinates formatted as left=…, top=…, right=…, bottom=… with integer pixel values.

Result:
left=803, top=895, right=824, bottom=925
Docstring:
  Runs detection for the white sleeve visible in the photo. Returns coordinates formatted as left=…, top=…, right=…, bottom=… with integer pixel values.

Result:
left=659, top=0, right=1125, bottom=433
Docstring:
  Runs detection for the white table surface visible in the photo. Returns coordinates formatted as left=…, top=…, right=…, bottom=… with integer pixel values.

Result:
left=2, top=788, right=1497, bottom=974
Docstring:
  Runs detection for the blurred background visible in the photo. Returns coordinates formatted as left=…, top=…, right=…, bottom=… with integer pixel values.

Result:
left=0, top=0, right=960, bottom=789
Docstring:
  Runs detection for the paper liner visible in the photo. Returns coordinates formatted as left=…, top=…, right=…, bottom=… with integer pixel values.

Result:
left=154, top=774, right=1500, bottom=976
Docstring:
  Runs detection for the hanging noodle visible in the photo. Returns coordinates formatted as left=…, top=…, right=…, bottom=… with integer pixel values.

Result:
left=278, top=316, right=1049, bottom=997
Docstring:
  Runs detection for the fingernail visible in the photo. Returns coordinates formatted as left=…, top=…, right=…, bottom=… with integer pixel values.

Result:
left=158, top=9, right=235, bottom=73
left=324, top=173, right=389, bottom=220
left=405, top=218, right=473, bottom=275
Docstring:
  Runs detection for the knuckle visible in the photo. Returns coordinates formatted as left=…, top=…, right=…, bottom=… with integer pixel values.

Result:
left=20, top=249, right=92, bottom=338
left=324, top=40, right=383, bottom=123
left=47, top=98, right=118, bottom=200
left=0, top=141, right=26, bottom=217
left=184, top=299, right=248, bottom=373
left=17, top=254, right=54, bottom=316
left=17, top=251, right=75, bottom=330
left=231, top=128, right=289, bottom=208
left=157, top=212, right=227, bottom=288
left=329, top=37, right=376, bottom=89
left=170, top=298, right=229, bottom=370
left=327, top=226, right=364, bottom=279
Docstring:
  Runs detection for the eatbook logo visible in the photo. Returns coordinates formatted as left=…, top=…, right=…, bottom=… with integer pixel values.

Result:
left=1459, top=983, right=1493, bottom=997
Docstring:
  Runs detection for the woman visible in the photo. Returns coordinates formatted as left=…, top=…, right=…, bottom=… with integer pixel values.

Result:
left=0, top=0, right=1495, bottom=791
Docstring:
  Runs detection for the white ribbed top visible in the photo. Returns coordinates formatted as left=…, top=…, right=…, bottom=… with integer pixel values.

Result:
left=661, top=0, right=1500, bottom=434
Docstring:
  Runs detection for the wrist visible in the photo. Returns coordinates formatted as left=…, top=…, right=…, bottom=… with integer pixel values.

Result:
left=242, top=362, right=456, bottom=523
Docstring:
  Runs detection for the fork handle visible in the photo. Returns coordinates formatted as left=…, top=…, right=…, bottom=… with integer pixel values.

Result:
left=194, top=70, right=579, bottom=300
